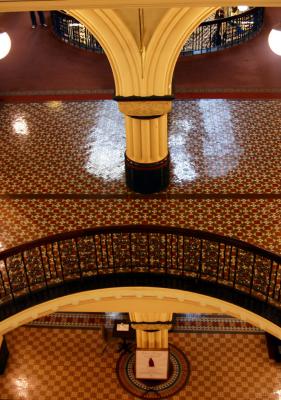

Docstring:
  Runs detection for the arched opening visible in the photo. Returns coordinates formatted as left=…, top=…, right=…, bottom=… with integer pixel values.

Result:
left=1, top=286, right=281, bottom=338
left=173, top=7, right=281, bottom=97
left=0, top=11, right=115, bottom=98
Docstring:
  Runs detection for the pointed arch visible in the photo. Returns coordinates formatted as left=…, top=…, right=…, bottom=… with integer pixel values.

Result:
left=69, top=9, right=142, bottom=95
left=68, top=7, right=216, bottom=96
left=145, top=7, right=216, bottom=95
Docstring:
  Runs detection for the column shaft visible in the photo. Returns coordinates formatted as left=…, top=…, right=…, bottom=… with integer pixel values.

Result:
left=130, top=312, right=173, bottom=349
left=118, top=98, right=172, bottom=194
left=126, top=115, right=167, bottom=163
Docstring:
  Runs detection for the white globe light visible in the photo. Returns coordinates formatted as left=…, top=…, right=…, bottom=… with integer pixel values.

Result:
left=0, top=31, right=11, bottom=60
left=268, top=24, right=281, bottom=56
left=238, top=5, right=249, bottom=12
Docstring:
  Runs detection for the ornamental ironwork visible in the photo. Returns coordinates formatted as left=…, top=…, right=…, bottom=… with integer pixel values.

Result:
left=0, top=225, right=280, bottom=325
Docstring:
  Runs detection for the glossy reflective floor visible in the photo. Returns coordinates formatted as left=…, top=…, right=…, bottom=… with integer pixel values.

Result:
left=0, top=99, right=280, bottom=253
left=0, top=324, right=281, bottom=400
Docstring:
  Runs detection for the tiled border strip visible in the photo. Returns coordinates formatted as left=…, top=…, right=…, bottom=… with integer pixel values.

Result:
left=1, top=193, right=281, bottom=200
left=27, top=312, right=263, bottom=334
left=1, top=89, right=281, bottom=103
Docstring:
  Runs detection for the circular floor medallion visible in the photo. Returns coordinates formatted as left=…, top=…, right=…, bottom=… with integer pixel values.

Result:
left=116, top=344, right=190, bottom=399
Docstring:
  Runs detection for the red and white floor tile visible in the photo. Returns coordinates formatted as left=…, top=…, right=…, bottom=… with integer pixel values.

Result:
left=0, top=99, right=280, bottom=253
left=0, top=326, right=280, bottom=400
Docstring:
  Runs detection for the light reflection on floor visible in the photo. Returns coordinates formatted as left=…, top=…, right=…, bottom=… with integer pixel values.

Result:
left=76, top=99, right=244, bottom=184
left=85, top=101, right=125, bottom=181
left=0, top=99, right=280, bottom=252
left=199, top=99, right=242, bottom=178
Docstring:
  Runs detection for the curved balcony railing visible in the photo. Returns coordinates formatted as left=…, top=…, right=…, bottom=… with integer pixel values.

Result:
left=51, top=8, right=264, bottom=57
left=181, top=7, right=264, bottom=55
left=0, top=226, right=281, bottom=326
left=51, top=11, right=104, bottom=53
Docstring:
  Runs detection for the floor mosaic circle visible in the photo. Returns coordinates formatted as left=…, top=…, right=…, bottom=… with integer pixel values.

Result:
left=116, top=344, right=190, bottom=399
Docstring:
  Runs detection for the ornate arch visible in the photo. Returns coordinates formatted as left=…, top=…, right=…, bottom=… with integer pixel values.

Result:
left=69, top=9, right=142, bottom=95
left=145, top=7, right=216, bottom=95
left=1, top=287, right=281, bottom=338
left=68, top=7, right=216, bottom=96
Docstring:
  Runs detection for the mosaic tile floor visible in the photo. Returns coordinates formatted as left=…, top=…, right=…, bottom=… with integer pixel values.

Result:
left=0, top=325, right=280, bottom=400
left=0, top=99, right=280, bottom=253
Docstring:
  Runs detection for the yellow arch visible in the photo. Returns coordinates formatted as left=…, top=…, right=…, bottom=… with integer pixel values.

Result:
left=69, top=7, right=216, bottom=96
left=1, top=287, right=281, bottom=339
left=145, top=7, right=216, bottom=94
left=69, top=9, right=142, bottom=95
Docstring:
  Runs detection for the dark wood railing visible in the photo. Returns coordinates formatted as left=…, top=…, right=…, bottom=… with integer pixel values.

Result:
left=50, top=8, right=264, bottom=57
left=51, top=11, right=104, bottom=53
left=181, top=7, right=264, bottom=55
left=0, top=226, right=281, bottom=325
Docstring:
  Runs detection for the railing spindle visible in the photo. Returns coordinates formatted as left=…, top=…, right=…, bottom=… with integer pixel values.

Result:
left=57, top=242, right=65, bottom=283
left=198, top=239, right=203, bottom=279
left=111, top=233, right=116, bottom=273
left=39, top=246, right=49, bottom=290
left=266, top=260, right=274, bottom=303
left=74, top=238, right=83, bottom=280
left=21, top=252, right=32, bottom=294
left=129, top=233, right=133, bottom=273
left=44, top=244, right=53, bottom=279
left=4, top=259, right=14, bottom=302
left=51, top=242, right=59, bottom=279
left=216, top=243, right=221, bottom=283
left=249, top=254, right=256, bottom=295
left=232, top=248, right=239, bottom=289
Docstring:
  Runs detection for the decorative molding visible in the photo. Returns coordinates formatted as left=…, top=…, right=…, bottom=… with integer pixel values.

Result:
left=114, top=95, right=174, bottom=101
left=129, top=115, right=161, bottom=119
left=1, top=287, right=281, bottom=338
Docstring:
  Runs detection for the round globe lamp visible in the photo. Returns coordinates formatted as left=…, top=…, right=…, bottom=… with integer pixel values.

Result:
left=268, top=24, right=281, bottom=56
left=0, top=31, right=11, bottom=60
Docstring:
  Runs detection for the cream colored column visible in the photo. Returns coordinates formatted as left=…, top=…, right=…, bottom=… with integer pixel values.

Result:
left=129, top=312, right=173, bottom=349
left=118, top=99, right=172, bottom=193
left=125, top=114, right=168, bottom=163
left=118, top=100, right=172, bottom=164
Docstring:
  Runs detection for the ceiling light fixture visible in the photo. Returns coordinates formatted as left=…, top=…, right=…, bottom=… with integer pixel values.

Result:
left=0, top=30, right=11, bottom=60
left=268, top=23, right=281, bottom=56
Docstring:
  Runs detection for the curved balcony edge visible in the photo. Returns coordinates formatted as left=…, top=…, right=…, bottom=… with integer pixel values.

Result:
left=0, top=273, right=281, bottom=327
left=0, top=225, right=280, bottom=326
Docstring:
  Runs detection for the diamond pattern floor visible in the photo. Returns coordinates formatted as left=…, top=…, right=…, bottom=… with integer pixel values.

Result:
left=0, top=98, right=281, bottom=399
left=0, top=326, right=280, bottom=400
left=0, top=99, right=280, bottom=253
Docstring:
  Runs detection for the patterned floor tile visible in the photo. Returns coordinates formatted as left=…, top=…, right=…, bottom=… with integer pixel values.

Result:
left=27, top=312, right=263, bottom=333
left=0, top=326, right=280, bottom=400
left=0, top=99, right=280, bottom=256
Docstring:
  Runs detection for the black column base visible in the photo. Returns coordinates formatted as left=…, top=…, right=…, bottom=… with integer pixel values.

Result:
left=125, top=154, right=169, bottom=194
left=265, top=333, right=281, bottom=362
left=0, top=336, right=9, bottom=374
